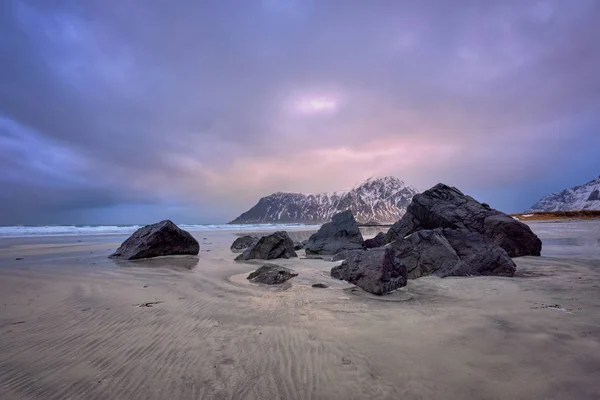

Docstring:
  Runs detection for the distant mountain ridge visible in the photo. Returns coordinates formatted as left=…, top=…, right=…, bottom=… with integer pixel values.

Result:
left=230, top=176, right=419, bottom=224
left=528, top=175, right=600, bottom=212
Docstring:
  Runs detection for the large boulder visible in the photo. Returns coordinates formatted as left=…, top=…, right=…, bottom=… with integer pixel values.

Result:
left=331, top=247, right=407, bottom=295
left=235, top=231, right=298, bottom=261
left=384, top=184, right=542, bottom=257
left=109, top=220, right=199, bottom=260
left=364, top=232, right=386, bottom=249
left=230, top=235, right=258, bottom=252
left=305, top=210, right=365, bottom=256
left=392, top=228, right=516, bottom=279
left=247, top=264, right=298, bottom=284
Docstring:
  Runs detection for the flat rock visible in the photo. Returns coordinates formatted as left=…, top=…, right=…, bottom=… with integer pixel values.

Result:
left=384, top=183, right=542, bottom=257
left=247, top=264, right=298, bottom=284
left=109, top=220, right=199, bottom=260
left=312, top=283, right=328, bottom=288
left=230, top=235, right=258, bottom=252
left=392, top=228, right=516, bottom=278
left=330, top=247, right=407, bottom=295
left=305, top=210, right=365, bottom=256
left=364, top=232, right=386, bottom=249
left=235, top=231, right=298, bottom=261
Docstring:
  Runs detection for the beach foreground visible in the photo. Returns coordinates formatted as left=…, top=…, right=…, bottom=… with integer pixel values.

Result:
left=1, top=222, right=599, bottom=400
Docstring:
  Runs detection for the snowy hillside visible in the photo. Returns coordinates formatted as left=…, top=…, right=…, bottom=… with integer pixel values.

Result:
left=230, top=176, right=419, bottom=224
left=529, top=176, right=600, bottom=212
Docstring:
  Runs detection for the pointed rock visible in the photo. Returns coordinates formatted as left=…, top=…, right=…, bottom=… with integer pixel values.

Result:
left=304, top=210, right=365, bottom=256
left=235, top=231, right=297, bottom=261
left=109, top=220, right=199, bottom=260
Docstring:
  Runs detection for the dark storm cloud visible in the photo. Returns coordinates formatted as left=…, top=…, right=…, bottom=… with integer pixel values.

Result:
left=1, top=0, right=599, bottom=224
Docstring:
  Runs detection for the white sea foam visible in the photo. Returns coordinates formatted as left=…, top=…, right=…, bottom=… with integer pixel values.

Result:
left=0, top=224, right=320, bottom=238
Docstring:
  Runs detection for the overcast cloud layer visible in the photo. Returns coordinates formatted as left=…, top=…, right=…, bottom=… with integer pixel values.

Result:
left=1, top=0, right=599, bottom=224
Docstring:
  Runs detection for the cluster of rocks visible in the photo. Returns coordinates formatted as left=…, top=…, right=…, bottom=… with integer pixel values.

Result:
left=328, top=184, right=541, bottom=294
left=109, top=183, right=543, bottom=294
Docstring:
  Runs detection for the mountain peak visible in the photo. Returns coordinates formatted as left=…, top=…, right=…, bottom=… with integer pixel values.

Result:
left=230, top=176, right=419, bottom=224
left=529, top=175, right=600, bottom=212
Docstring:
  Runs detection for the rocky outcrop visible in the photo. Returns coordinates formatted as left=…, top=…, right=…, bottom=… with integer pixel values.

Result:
left=364, top=232, right=386, bottom=249
left=305, top=210, right=365, bottom=256
left=109, top=220, right=199, bottom=260
left=235, top=231, right=297, bottom=261
left=392, top=228, right=516, bottom=279
left=384, top=183, right=542, bottom=257
left=247, top=264, right=298, bottom=284
left=230, top=235, right=258, bottom=252
left=330, top=247, right=407, bottom=295
left=230, top=176, right=418, bottom=224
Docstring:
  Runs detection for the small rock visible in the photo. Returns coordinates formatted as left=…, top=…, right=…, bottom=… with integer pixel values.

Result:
left=247, top=264, right=298, bottom=284
left=312, top=283, right=329, bottom=288
left=15, top=257, right=24, bottom=260
left=364, top=232, right=386, bottom=249
left=236, top=231, right=297, bottom=261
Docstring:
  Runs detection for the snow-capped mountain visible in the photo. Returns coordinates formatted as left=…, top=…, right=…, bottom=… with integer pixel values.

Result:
left=528, top=175, right=600, bottom=212
left=230, top=176, right=419, bottom=224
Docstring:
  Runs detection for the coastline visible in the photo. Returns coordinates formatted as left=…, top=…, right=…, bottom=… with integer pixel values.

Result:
left=1, top=222, right=599, bottom=399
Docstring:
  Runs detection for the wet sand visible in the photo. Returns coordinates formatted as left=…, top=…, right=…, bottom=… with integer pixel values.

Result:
left=1, top=222, right=599, bottom=400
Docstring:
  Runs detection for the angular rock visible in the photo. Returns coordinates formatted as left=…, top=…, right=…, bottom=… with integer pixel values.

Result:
left=247, top=264, right=298, bottom=284
left=293, top=241, right=304, bottom=251
left=391, top=228, right=516, bottom=278
left=109, top=220, right=199, bottom=260
left=235, top=231, right=297, bottom=261
left=364, top=232, right=386, bottom=249
left=305, top=210, right=365, bottom=256
left=331, top=247, right=407, bottom=295
left=230, top=235, right=258, bottom=252
left=384, top=183, right=542, bottom=257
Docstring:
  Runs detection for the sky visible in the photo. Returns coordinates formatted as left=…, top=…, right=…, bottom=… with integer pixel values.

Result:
left=1, top=0, right=600, bottom=225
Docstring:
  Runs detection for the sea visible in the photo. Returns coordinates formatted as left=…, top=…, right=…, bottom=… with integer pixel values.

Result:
left=0, top=224, right=321, bottom=238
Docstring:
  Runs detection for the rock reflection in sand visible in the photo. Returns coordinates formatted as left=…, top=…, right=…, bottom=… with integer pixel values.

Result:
left=109, top=255, right=199, bottom=271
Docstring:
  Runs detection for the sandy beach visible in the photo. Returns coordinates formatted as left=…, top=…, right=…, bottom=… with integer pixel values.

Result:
left=1, top=222, right=599, bottom=400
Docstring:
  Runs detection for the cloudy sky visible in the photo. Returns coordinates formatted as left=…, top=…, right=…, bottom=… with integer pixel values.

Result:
left=1, top=0, right=599, bottom=225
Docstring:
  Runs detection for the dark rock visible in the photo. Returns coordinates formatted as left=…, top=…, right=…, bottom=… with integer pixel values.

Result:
left=384, top=183, right=542, bottom=257
left=247, top=264, right=298, bottom=284
left=330, top=249, right=365, bottom=261
left=364, top=232, right=386, bottom=249
left=331, top=247, right=407, bottom=295
left=15, top=257, right=24, bottom=260
left=293, top=241, right=304, bottom=251
left=235, top=231, right=298, bottom=261
left=312, top=283, right=328, bottom=288
left=305, top=210, right=365, bottom=256
left=391, top=228, right=516, bottom=279
left=109, top=220, right=199, bottom=260
left=230, top=235, right=258, bottom=252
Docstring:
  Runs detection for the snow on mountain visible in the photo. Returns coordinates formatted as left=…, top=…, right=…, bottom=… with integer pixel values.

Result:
left=230, top=176, right=419, bottom=224
left=528, top=175, right=600, bottom=212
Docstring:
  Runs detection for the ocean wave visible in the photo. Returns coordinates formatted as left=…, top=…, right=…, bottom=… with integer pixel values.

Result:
left=0, top=224, right=321, bottom=238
